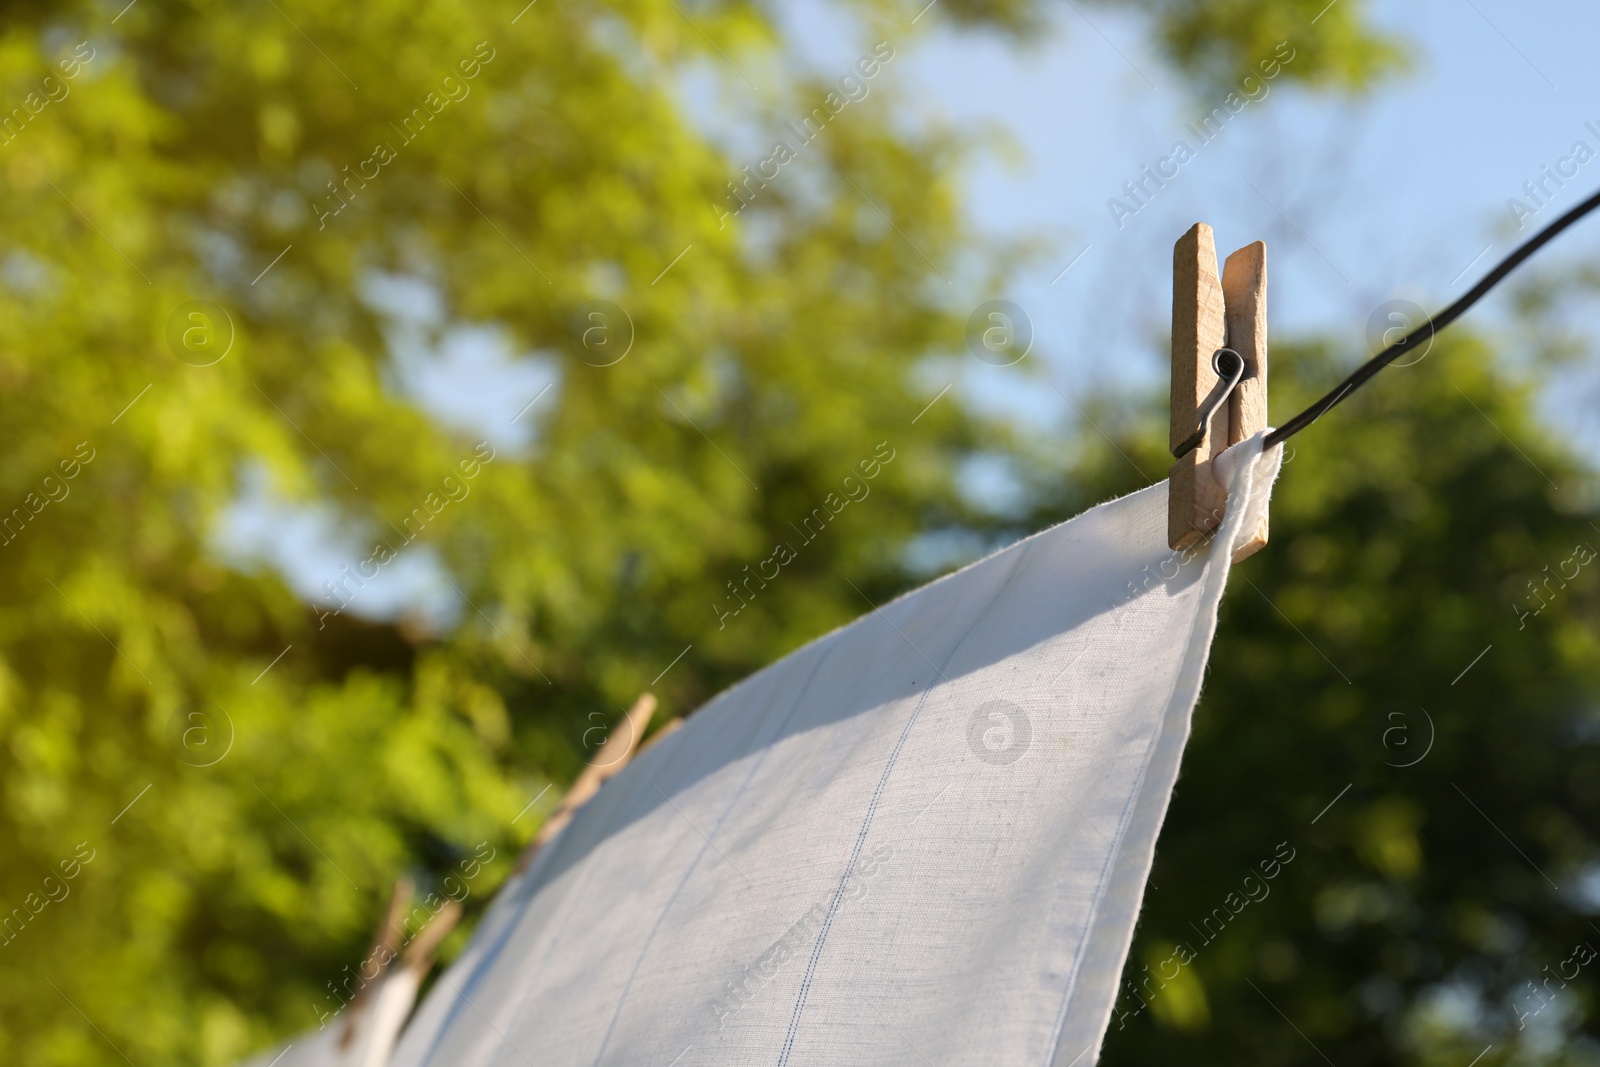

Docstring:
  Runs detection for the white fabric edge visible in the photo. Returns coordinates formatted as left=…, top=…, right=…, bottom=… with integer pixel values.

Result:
left=1049, top=431, right=1283, bottom=1065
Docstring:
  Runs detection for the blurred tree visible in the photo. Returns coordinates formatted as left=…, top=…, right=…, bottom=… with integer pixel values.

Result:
left=0, top=0, right=1401, bottom=1064
left=1020, top=333, right=1600, bottom=1066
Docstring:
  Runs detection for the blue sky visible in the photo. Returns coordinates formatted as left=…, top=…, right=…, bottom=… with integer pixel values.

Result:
left=773, top=0, right=1600, bottom=446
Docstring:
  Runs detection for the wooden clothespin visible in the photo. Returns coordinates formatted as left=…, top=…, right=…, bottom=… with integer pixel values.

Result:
left=337, top=876, right=462, bottom=1060
left=1168, top=223, right=1269, bottom=560
left=513, top=691, right=661, bottom=875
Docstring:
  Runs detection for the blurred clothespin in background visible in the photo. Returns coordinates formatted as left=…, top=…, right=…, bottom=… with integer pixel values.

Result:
left=513, top=691, right=667, bottom=875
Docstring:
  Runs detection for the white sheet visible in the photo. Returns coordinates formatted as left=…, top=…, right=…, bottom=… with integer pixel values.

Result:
left=386, top=433, right=1282, bottom=1067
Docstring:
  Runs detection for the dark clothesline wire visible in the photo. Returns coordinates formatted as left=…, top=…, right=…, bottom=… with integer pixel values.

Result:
left=1263, top=184, right=1600, bottom=448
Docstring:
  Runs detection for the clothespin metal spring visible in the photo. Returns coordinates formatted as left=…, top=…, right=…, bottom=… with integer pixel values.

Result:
left=1170, top=347, right=1247, bottom=460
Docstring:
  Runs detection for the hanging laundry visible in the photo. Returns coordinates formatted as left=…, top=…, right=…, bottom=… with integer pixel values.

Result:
left=367, top=434, right=1281, bottom=1067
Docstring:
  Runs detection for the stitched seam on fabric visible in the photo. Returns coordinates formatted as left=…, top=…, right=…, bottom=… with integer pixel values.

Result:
left=777, top=544, right=1031, bottom=1066
left=588, top=636, right=844, bottom=1066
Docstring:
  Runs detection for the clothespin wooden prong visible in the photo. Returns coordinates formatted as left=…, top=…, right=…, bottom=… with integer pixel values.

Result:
left=1169, top=223, right=1230, bottom=552
left=1221, top=240, right=1268, bottom=560
left=1168, top=224, right=1269, bottom=559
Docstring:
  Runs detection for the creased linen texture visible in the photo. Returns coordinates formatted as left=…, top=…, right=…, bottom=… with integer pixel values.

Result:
left=388, top=433, right=1283, bottom=1067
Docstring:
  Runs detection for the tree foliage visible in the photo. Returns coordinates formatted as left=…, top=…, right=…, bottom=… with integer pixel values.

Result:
left=0, top=0, right=1426, bottom=1064
left=1048, top=336, right=1600, bottom=1067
